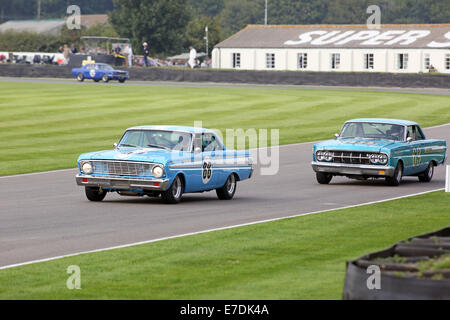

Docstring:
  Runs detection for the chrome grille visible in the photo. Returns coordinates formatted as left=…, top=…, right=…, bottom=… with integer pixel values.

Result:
left=331, top=151, right=371, bottom=165
left=91, top=160, right=152, bottom=177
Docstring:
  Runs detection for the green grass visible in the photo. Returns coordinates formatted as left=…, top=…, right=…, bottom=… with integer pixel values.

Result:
left=1, top=82, right=449, bottom=176
left=0, top=191, right=448, bottom=300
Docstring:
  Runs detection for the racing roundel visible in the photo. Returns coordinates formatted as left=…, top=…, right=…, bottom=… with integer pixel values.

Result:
left=89, top=69, right=96, bottom=78
left=202, top=160, right=213, bottom=184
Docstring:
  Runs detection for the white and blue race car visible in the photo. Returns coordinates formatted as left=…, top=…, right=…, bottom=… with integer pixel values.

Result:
left=72, top=63, right=129, bottom=83
left=76, top=126, right=253, bottom=204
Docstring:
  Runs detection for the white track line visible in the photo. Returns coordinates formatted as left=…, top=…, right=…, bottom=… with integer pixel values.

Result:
left=0, top=187, right=444, bottom=270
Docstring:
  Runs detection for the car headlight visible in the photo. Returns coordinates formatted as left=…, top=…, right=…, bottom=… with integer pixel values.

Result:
left=316, top=151, right=324, bottom=161
left=323, top=151, right=333, bottom=161
left=316, top=151, right=332, bottom=162
left=377, top=154, right=388, bottom=164
left=369, top=153, right=388, bottom=165
left=152, top=165, right=164, bottom=178
left=81, top=161, right=93, bottom=174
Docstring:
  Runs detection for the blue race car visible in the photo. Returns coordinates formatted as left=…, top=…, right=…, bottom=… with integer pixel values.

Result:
left=75, top=126, right=253, bottom=203
left=72, top=63, right=129, bottom=83
left=311, top=119, right=447, bottom=186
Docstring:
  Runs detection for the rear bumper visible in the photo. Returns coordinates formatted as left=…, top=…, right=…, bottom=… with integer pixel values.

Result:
left=311, top=162, right=395, bottom=177
left=76, top=175, right=170, bottom=191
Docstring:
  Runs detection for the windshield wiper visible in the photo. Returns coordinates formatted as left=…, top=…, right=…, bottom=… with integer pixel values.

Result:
left=147, top=144, right=171, bottom=150
left=119, top=143, right=143, bottom=149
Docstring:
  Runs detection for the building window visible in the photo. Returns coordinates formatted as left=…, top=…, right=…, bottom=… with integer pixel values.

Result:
left=297, top=53, right=307, bottom=69
left=446, top=54, right=450, bottom=70
left=331, top=53, right=340, bottom=69
left=266, top=53, right=275, bottom=69
left=397, top=53, right=408, bottom=69
left=232, top=53, right=240, bottom=68
left=424, top=54, right=430, bottom=70
left=364, top=53, right=374, bottom=69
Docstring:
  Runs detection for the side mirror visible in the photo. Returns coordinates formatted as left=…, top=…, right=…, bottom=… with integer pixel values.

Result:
left=406, top=137, right=413, bottom=143
left=194, top=147, right=202, bottom=153
left=114, top=143, right=118, bottom=149
left=334, top=133, right=339, bottom=139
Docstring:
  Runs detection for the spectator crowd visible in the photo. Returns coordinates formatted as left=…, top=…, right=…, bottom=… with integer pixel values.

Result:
left=0, top=41, right=211, bottom=68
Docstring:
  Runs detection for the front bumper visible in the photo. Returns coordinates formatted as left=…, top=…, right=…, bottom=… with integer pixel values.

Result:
left=76, top=175, right=170, bottom=191
left=311, top=161, right=395, bottom=177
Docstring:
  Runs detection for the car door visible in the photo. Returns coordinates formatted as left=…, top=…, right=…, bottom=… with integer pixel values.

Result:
left=199, top=133, right=226, bottom=190
left=405, top=125, right=426, bottom=175
left=84, top=64, right=94, bottom=79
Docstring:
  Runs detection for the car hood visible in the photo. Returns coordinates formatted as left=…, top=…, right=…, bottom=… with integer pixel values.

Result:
left=79, top=148, right=180, bottom=164
left=315, top=138, right=396, bottom=152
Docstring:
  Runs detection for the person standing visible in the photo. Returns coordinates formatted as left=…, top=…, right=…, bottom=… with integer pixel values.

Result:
left=63, top=44, right=70, bottom=65
left=71, top=44, right=78, bottom=54
left=143, top=42, right=150, bottom=67
left=128, top=45, right=133, bottom=67
left=188, top=46, right=196, bottom=69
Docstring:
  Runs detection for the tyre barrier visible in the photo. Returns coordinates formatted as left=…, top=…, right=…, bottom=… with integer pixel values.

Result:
left=342, top=226, right=450, bottom=300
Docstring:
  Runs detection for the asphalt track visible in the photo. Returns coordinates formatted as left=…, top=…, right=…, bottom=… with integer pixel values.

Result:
left=0, top=123, right=448, bottom=268
left=1, top=77, right=450, bottom=95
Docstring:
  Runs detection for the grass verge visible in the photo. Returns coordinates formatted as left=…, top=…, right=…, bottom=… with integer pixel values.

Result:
left=0, top=190, right=448, bottom=300
left=1, top=82, right=449, bottom=176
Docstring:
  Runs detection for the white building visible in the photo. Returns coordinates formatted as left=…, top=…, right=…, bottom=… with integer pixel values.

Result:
left=212, top=24, right=450, bottom=74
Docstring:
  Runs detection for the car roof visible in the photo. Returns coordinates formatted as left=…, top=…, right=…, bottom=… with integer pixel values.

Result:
left=345, top=118, right=419, bottom=126
left=126, top=125, right=216, bottom=134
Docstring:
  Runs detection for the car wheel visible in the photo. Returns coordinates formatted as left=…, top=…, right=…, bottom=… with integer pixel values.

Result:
left=316, top=172, right=332, bottom=184
left=418, top=162, right=434, bottom=182
left=386, top=162, right=403, bottom=186
left=102, top=74, right=109, bottom=83
left=216, top=173, right=237, bottom=200
left=94, top=79, right=100, bottom=82
left=119, top=79, right=126, bottom=83
left=85, top=187, right=107, bottom=201
left=161, top=175, right=183, bottom=204
left=76, top=73, right=84, bottom=82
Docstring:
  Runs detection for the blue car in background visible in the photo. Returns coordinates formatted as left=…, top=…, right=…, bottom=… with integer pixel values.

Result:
left=76, top=126, right=253, bottom=203
left=312, top=119, right=446, bottom=186
left=72, top=63, right=129, bottom=83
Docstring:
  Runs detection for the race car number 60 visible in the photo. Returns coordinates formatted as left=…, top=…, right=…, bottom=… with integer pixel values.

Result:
left=202, top=161, right=212, bottom=184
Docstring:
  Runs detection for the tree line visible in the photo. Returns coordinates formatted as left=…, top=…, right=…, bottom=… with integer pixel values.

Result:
left=1, top=0, right=449, bottom=55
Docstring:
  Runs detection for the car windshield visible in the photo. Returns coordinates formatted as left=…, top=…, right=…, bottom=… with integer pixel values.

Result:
left=98, top=64, right=113, bottom=70
left=119, top=130, right=193, bottom=151
left=340, top=122, right=405, bottom=141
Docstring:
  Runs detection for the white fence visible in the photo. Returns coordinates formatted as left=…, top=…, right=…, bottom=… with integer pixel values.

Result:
left=446, top=165, right=450, bottom=193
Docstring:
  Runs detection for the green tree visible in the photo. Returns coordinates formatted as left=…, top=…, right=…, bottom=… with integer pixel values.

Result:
left=267, top=0, right=328, bottom=25
left=109, top=0, right=191, bottom=55
left=185, top=16, right=223, bottom=54
left=219, top=0, right=264, bottom=37
left=324, top=0, right=371, bottom=24
left=188, top=0, right=224, bottom=18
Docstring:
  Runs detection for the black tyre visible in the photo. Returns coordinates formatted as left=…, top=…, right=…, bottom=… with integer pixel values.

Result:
left=161, top=175, right=183, bottom=204
left=76, top=73, right=84, bottom=82
left=216, top=174, right=237, bottom=200
left=316, top=172, right=332, bottom=184
left=94, top=79, right=100, bottom=82
left=418, top=162, right=434, bottom=182
left=102, top=74, right=109, bottom=83
left=119, top=79, right=126, bottom=83
left=386, top=162, right=403, bottom=186
left=85, top=187, right=107, bottom=202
